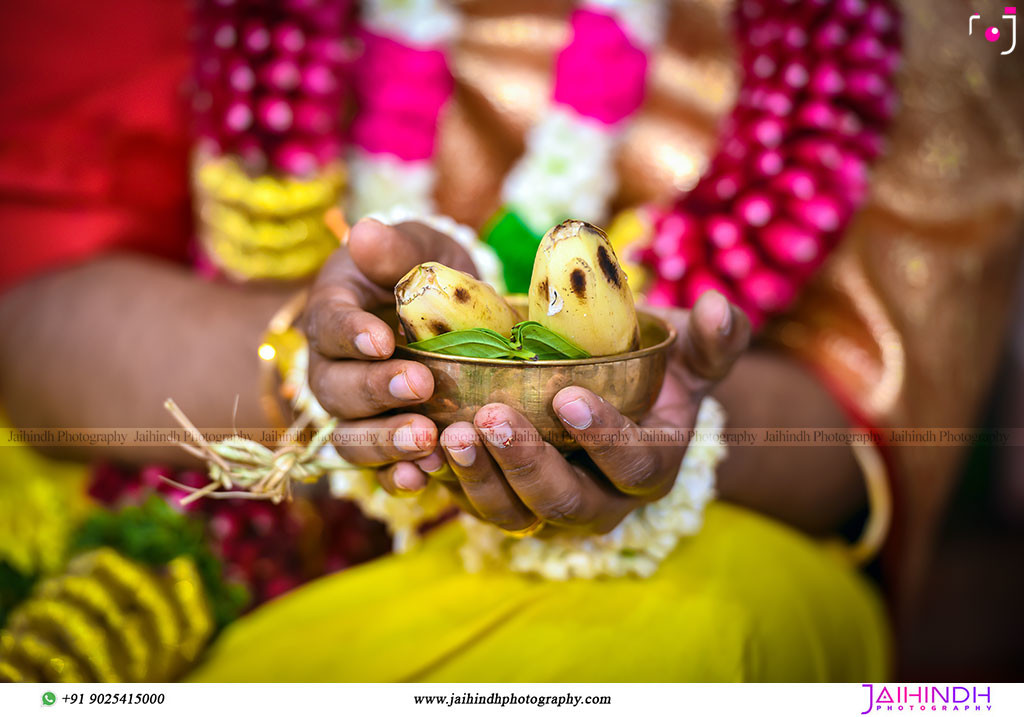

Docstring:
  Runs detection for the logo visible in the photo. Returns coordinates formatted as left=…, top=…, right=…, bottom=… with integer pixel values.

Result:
left=41, top=692, right=56, bottom=706
left=861, top=684, right=993, bottom=713
left=969, top=7, right=1017, bottom=54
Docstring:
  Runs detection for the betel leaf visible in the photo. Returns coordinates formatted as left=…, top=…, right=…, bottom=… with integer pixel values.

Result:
left=407, top=328, right=536, bottom=360
left=511, top=321, right=591, bottom=360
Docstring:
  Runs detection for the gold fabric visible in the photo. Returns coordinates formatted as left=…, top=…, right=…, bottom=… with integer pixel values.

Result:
left=432, top=0, right=1024, bottom=606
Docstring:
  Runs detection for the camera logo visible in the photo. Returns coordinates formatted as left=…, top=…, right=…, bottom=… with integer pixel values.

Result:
left=970, top=7, right=1017, bottom=54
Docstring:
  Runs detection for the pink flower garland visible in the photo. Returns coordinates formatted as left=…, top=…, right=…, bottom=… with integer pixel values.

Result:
left=639, top=0, right=902, bottom=328
left=350, top=30, right=454, bottom=162
left=190, top=0, right=353, bottom=175
left=553, top=8, right=650, bottom=126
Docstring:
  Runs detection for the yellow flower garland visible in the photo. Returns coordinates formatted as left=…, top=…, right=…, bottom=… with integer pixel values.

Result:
left=0, top=549, right=213, bottom=683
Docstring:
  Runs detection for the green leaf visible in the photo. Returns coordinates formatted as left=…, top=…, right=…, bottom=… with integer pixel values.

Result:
left=511, top=321, right=591, bottom=360
left=407, top=328, right=536, bottom=360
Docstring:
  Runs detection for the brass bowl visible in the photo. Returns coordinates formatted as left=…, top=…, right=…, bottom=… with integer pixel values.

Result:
left=386, top=297, right=676, bottom=450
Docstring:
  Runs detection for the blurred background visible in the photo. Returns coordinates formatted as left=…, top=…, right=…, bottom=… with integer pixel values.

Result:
left=900, top=262, right=1024, bottom=681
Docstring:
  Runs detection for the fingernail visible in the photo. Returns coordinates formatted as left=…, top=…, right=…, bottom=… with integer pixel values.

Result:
left=393, top=463, right=425, bottom=494
left=447, top=444, right=476, bottom=467
left=354, top=217, right=386, bottom=232
left=483, top=421, right=514, bottom=448
left=393, top=424, right=419, bottom=453
left=718, top=305, right=732, bottom=334
left=388, top=372, right=419, bottom=400
left=415, top=452, right=444, bottom=474
left=710, top=291, right=732, bottom=334
left=355, top=332, right=382, bottom=358
left=556, top=398, right=593, bottom=430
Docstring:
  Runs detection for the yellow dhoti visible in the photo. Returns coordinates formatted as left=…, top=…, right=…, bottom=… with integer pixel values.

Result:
left=189, top=503, right=890, bottom=682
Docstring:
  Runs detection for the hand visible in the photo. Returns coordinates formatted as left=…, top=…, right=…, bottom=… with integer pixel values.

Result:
left=304, top=218, right=475, bottom=486
left=434, top=291, right=751, bottom=534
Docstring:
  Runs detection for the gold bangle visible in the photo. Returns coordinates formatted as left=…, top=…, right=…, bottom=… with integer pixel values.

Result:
left=823, top=439, right=893, bottom=566
left=845, top=441, right=893, bottom=565
left=258, top=289, right=310, bottom=430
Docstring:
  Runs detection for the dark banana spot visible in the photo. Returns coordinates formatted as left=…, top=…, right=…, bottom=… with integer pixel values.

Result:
left=597, top=245, right=621, bottom=287
left=430, top=320, right=452, bottom=335
left=399, top=317, right=416, bottom=342
left=453, top=287, right=471, bottom=303
left=569, top=268, right=587, bottom=297
left=535, top=278, right=549, bottom=300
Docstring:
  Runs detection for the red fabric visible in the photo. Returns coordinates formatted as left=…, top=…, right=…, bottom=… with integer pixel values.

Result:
left=0, top=0, right=193, bottom=292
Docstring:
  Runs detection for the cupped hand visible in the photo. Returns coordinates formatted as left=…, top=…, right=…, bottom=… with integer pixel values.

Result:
left=304, top=218, right=475, bottom=485
left=434, top=290, right=751, bottom=534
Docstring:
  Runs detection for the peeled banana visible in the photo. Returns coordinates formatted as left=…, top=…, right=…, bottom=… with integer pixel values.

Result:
left=528, top=220, right=640, bottom=357
left=395, top=262, right=521, bottom=342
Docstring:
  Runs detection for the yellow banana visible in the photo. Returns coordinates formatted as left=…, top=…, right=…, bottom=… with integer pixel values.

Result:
left=395, top=262, right=521, bottom=342
left=528, top=220, right=640, bottom=356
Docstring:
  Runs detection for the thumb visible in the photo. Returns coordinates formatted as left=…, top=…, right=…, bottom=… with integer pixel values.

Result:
left=676, top=289, right=751, bottom=396
left=348, top=218, right=477, bottom=289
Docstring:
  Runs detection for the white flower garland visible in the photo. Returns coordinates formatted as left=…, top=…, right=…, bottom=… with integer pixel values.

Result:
left=502, top=107, right=619, bottom=236
left=361, top=0, right=460, bottom=48
left=346, top=151, right=438, bottom=222
left=459, top=397, right=726, bottom=579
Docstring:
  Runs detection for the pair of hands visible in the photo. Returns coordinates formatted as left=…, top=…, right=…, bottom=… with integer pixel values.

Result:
left=304, top=219, right=750, bottom=535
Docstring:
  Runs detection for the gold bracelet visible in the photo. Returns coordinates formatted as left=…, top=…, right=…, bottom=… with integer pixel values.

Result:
left=258, top=289, right=310, bottom=430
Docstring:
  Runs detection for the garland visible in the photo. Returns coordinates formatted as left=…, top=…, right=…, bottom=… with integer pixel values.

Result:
left=70, top=498, right=247, bottom=633
left=637, top=0, right=902, bottom=327
left=345, top=0, right=460, bottom=220
left=0, top=499, right=243, bottom=682
left=86, top=463, right=389, bottom=607
left=0, top=432, right=91, bottom=627
left=189, top=0, right=352, bottom=280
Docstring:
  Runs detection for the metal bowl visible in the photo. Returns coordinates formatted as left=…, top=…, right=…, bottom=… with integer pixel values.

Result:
left=385, top=297, right=676, bottom=450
